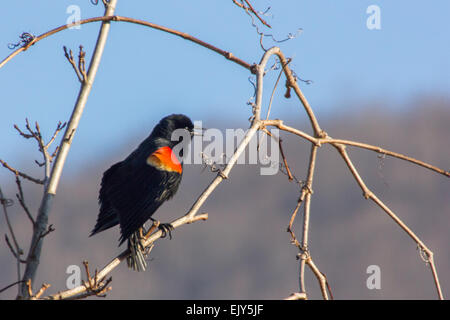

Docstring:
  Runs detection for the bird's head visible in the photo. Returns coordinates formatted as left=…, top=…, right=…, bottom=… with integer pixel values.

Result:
left=150, top=114, right=195, bottom=150
left=155, top=113, right=193, bottom=136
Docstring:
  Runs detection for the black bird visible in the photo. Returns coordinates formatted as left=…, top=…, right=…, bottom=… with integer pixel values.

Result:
left=90, top=114, right=194, bottom=271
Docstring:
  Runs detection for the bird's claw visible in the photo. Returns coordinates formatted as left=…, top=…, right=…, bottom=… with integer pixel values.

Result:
left=158, top=223, right=174, bottom=240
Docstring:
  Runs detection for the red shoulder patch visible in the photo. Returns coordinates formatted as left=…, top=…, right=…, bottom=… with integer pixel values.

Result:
left=147, top=146, right=182, bottom=174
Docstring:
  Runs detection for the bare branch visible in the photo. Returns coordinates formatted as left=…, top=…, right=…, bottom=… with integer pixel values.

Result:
left=28, top=224, right=55, bottom=262
left=80, top=260, right=112, bottom=298
left=13, top=124, right=33, bottom=139
left=0, top=160, right=44, bottom=185
left=45, top=121, right=67, bottom=151
left=1, top=185, right=26, bottom=290
left=302, top=255, right=331, bottom=300
left=265, top=59, right=289, bottom=120
left=2, top=185, right=25, bottom=297
left=232, top=0, right=272, bottom=28
left=4, top=234, right=26, bottom=263
left=63, top=46, right=83, bottom=83
left=1, top=15, right=254, bottom=72
left=78, top=46, right=88, bottom=83
left=14, top=176, right=35, bottom=226
left=0, top=280, right=27, bottom=295
left=23, top=279, right=51, bottom=300
left=261, top=128, right=294, bottom=181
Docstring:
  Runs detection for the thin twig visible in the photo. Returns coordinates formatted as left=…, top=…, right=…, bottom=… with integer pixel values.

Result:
left=15, top=176, right=35, bottom=226
left=0, top=160, right=44, bottom=185
left=243, top=0, right=272, bottom=28
left=4, top=235, right=26, bottom=263
left=63, top=46, right=83, bottom=83
left=1, top=186, right=24, bottom=290
left=232, top=0, right=272, bottom=28
left=78, top=46, right=87, bottom=83
left=47, top=122, right=66, bottom=147
left=0, top=280, right=27, bottom=294
left=80, top=260, right=111, bottom=298
left=23, top=279, right=51, bottom=300
left=261, top=128, right=294, bottom=181
left=0, top=187, right=21, bottom=255
left=28, top=224, right=55, bottom=262
left=265, top=59, right=290, bottom=120
left=287, top=191, right=307, bottom=247
left=32, top=283, right=51, bottom=300
left=278, top=137, right=294, bottom=181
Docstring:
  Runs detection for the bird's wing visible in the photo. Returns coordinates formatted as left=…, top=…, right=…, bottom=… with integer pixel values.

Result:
left=106, top=154, right=182, bottom=244
left=91, top=162, right=122, bottom=236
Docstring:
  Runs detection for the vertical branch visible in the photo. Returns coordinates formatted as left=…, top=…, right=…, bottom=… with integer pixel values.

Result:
left=18, top=0, right=118, bottom=299
left=254, top=47, right=280, bottom=121
left=298, top=145, right=318, bottom=294
left=0, top=186, right=23, bottom=294
left=305, top=257, right=330, bottom=299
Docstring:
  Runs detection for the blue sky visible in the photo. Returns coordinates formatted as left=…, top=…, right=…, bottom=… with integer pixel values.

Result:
left=1, top=0, right=449, bottom=179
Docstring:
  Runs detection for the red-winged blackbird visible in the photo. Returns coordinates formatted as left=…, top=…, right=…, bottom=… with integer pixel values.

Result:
left=90, top=114, right=194, bottom=271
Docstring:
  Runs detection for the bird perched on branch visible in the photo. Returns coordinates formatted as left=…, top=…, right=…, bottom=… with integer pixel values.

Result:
left=90, top=114, right=194, bottom=271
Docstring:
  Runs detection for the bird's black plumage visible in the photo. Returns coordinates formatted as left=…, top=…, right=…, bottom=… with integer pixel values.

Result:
left=90, top=114, right=194, bottom=271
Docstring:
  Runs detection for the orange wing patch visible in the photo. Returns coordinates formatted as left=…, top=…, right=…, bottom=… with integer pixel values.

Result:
left=147, top=146, right=182, bottom=174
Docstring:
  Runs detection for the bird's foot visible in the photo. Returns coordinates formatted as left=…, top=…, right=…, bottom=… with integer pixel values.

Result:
left=158, top=222, right=174, bottom=240
left=142, top=223, right=158, bottom=241
left=145, top=220, right=174, bottom=240
left=149, top=219, right=174, bottom=240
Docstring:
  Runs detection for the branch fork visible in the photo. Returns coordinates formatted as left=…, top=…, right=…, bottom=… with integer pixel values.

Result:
left=64, top=46, right=88, bottom=83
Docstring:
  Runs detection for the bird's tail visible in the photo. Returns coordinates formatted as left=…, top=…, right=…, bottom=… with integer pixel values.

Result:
left=126, top=231, right=148, bottom=272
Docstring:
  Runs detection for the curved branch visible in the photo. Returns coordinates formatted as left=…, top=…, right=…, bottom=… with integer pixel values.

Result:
left=1, top=15, right=253, bottom=71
